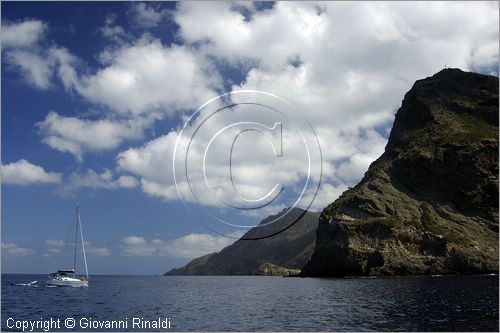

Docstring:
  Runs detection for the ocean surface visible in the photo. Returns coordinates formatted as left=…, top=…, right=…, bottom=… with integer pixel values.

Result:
left=1, top=274, right=498, bottom=331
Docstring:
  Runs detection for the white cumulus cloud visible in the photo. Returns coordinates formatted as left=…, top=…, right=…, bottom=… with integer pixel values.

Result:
left=57, top=169, right=138, bottom=196
left=5, top=50, right=54, bottom=89
left=37, top=111, right=150, bottom=161
left=128, top=2, right=169, bottom=28
left=2, top=160, right=62, bottom=185
left=1, top=20, right=54, bottom=90
left=1, top=19, right=47, bottom=48
left=1, top=242, right=33, bottom=257
left=120, top=232, right=242, bottom=259
left=84, top=241, right=111, bottom=257
left=55, top=37, right=221, bottom=117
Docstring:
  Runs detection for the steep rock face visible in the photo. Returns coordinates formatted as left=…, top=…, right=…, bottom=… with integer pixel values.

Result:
left=166, top=208, right=320, bottom=275
left=301, top=69, right=499, bottom=277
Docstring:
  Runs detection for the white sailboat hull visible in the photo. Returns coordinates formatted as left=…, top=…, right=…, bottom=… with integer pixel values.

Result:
left=46, top=277, right=88, bottom=287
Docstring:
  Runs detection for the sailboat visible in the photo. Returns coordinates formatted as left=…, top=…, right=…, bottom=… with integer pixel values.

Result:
left=46, top=205, right=89, bottom=287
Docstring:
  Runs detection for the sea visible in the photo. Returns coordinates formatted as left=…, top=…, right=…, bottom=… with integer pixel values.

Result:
left=1, top=274, right=498, bottom=331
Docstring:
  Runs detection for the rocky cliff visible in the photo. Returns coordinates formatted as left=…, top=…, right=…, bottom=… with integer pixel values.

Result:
left=301, top=69, right=499, bottom=276
left=166, top=208, right=320, bottom=275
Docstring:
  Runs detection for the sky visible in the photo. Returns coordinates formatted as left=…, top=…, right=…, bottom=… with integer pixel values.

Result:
left=1, top=1, right=498, bottom=275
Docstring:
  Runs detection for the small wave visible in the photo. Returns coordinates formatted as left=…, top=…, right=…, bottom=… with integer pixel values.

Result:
left=15, top=281, right=38, bottom=287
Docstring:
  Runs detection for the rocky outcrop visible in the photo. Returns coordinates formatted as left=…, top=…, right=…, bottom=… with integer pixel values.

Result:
left=301, top=69, right=499, bottom=277
left=257, top=263, right=301, bottom=276
left=165, top=208, right=320, bottom=275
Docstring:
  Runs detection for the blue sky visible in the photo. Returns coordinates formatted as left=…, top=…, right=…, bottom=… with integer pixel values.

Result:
left=1, top=1, right=498, bottom=275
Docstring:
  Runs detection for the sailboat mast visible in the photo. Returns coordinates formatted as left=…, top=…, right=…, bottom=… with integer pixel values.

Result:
left=78, top=206, right=89, bottom=279
left=73, top=206, right=78, bottom=273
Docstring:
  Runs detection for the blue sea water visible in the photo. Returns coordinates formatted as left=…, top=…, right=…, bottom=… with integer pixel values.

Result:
left=1, top=274, right=498, bottom=331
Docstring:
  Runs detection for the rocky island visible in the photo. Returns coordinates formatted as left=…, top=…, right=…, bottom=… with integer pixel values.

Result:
left=301, top=68, right=499, bottom=276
